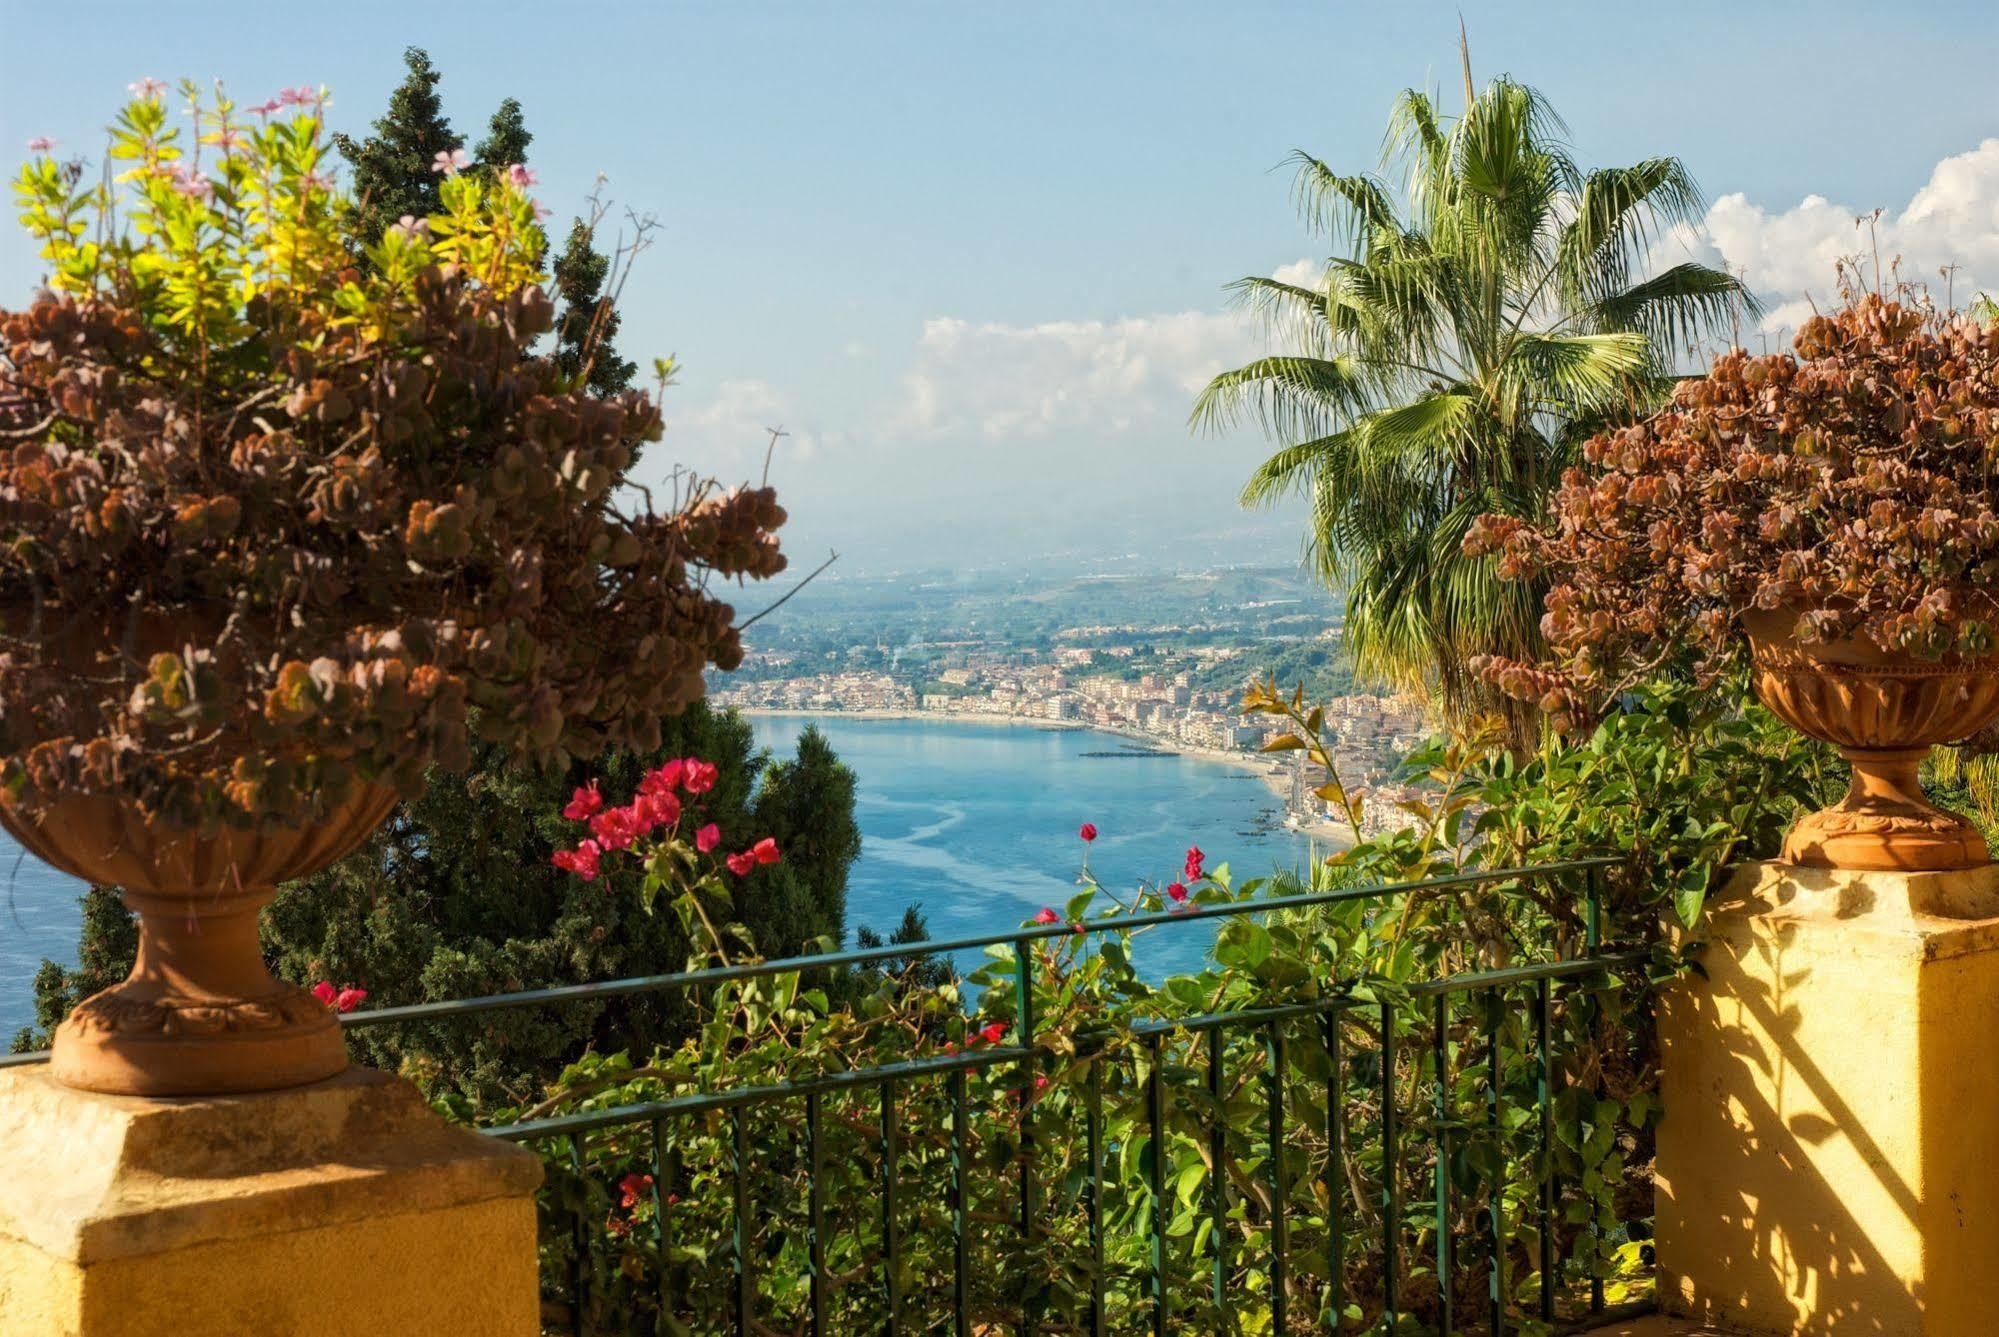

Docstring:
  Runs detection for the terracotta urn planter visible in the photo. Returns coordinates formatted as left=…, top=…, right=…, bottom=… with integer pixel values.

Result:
left=0, top=784, right=396, bottom=1096
left=1743, top=607, right=1999, bottom=871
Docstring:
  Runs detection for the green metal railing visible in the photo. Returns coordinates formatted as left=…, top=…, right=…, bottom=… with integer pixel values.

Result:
left=2, top=856, right=1644, bottom=1333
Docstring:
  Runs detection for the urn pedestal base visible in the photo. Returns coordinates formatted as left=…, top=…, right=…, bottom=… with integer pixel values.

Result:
left=0, top=1066, right=542, bottom=1336
left=1656, top=861, right=1999, bottom=1335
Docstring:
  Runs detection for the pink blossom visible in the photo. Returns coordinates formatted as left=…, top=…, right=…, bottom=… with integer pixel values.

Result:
left=636, top=789, right=681, bottom=831
left=551, top=839, right=603, bottom=881
left=430, top=147, right=471, bottom=176
left=590, top=805, right=644, bottom=852
left=389, top=214, right=427, bottom=239
left=617, top=1172, right=653, bottom=1209
left=277, top=85, right=318, bottom=107
left=530, top=199, right=552, bottom=222
left=1033, top=907, right=1060, bottom=925
left=248, top=100, right=281, bottom=118
left=563, top=781, right=604, bottom=822
left=128, top=77, right=168, bottom=100
left=333, top=987, right=368, bottom=1013
left=751, top=836, right=780, bottom=865
left=169, top=166, right=213, bottom=201
left=695, top=822, right=721, bottom=853
left=683, top=760, right=718, bottom=794
left=504, top=163, right=538, bottom=189
left=978, top=1021, right=1008, bottom=1045
left=25, top=137, right=55, bottom=154
left=726, top=850, right=755, bottom=877
left=310, top=980, right=336, bottom=1006
left=1166, top=881, right=1188, bottom=903
left=1078, top=821, right=1097, bottom=842
left=639, top=759, right=685, bottom=795
left=1184, top=846, right=1206, bottom=882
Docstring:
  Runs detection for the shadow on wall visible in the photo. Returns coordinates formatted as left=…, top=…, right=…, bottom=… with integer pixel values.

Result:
left=1655, top=869, right=1999, bottom=1335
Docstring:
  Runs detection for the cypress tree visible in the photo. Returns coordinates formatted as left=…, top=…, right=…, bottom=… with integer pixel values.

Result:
left=333, top=47, right=463, bottom=245
left=549, top=219, right=638, bottom=396
left=472, top=97, right=533, bottom=174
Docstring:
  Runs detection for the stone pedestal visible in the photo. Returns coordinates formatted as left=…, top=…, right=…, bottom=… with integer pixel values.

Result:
left=0, top=1066, right=543, bottom=1336
left=1656, top=860, right=1999, bottom=1335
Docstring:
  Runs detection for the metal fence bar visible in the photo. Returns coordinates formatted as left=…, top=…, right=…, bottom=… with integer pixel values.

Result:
left=1264, top=1021, right=1289, bottom=1333
left=1015, top=936, right=1040, bottom=1337
left=1147, top=1032, right=1168, bottom=1337
left=950, top=1067, right=970, bottom=1337
left=807, top=1091, right=827, bottom=1336
left=1207, top=1026, right=1228, bottom=1319
left=731, top=1108, right=752, bottom=1335
left=1086, top=1056, right=1106, bottom=1337
left=1321, top=1011, right=1345, bottom=1328
left=1537, top=977, right=1556, bottom=1325
left=1380, top=999, right=1399, bottom=1329
left=1487, top=990, right=1506, bottom=1336
left=1434, top=993, right=1453, bottom=1336
left=568, top=1136, right=592, bottom=1337
left=882, top=1081, right=902, bottom=1335
left=650, top=1119, right=673, bottom=1325
left=1585, top=863, right=1607, bottom=1318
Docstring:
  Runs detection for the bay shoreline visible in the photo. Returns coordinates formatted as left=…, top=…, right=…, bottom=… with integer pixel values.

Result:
left=740, top=707, right=1355, bottom=849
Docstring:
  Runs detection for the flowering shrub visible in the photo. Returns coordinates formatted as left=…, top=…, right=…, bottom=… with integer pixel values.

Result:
left=0, top=82, right=785, bottom=828
left=1465, top=289, right=1999, bottom=726
left=547, top=756, right=782, bottom=965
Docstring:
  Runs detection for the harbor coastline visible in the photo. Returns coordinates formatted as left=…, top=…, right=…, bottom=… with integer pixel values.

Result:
left=741, top=707, right=1356, bottom=849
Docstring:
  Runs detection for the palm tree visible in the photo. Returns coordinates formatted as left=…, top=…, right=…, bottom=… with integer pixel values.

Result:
left=1195, top=64, right=1752, bottom=735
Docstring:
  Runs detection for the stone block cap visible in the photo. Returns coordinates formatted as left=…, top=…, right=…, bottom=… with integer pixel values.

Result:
left=0, top=1066, right=541, bottom=1266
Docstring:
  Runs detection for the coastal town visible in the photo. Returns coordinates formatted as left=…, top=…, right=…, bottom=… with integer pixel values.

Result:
left=712, top=643, right=1430, bottom=840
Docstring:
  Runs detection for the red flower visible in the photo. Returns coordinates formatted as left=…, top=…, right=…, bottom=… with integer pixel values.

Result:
left=1078, top=821, right=1098, bottom=842
left=636, top=790, right=681, bottom=831
left=1034, top=1075, right=1051, bottom=1092
left=695, top=822, right=721, bottom=853
left=590, top=805, right=643, bottom=852
left=333, top=987, right=368, bottom=1013
left=1034, top=907, right=1060, bottom=925
left=683, top=760, right=719, bottom=794
left=979, top=1021, right=1008, bottom=1044
left=606, top=1214, right=629, bottom=1237
left=726, top=851, right=756, bottom=876
left=562, top=781, right=604, bottom=822
left=552, top=839, right=603, bottom=881
left=310, top=980, right=336, bottom=1006
left=618, top=1172, right=653, bottom=1209
left=752, top=836, right=781, bottom=865
left=1184, top=846, right=1206, bottom=882
left=639, top=759, right=685, bottom=796
left=1166, top=881, right=1188, bottom=903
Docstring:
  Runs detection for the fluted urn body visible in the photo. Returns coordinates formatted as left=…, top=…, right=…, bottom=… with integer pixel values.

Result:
left=0, top=785, right=396, bottom=1095
left=1744, top=607, right=1999, bottom=871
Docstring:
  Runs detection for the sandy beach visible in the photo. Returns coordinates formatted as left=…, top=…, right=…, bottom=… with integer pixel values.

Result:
left=740, top=706, right=1356, bottom=848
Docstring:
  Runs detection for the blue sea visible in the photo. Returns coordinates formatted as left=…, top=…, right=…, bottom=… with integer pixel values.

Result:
left=0, top=715, right=1316, bottom=1036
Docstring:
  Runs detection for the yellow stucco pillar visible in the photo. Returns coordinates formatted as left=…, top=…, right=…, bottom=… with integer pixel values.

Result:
left=0, top=1065, right=542, bottom=1336
left=1655, top=860, right=1999, bottom=1335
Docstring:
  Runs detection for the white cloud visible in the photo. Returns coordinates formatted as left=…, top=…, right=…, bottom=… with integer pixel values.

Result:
left=663, top=376, right=826, bottom=475
left=892, top=309, right=1265, bottom=442
left=1270, top=256, right=1324, bottom=288
left=1683, top=139, right=1999, bottom=328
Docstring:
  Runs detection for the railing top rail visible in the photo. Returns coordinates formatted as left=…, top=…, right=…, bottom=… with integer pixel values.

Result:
left=482, top=946, right=1647, bottom=1142
left=341, top=856, right=1620, bottom=1031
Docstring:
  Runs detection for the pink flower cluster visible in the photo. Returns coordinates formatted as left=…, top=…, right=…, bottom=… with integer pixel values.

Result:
left=310, top=980, right=367, bottom=1013
left=549, top=757, right=780, bottom=884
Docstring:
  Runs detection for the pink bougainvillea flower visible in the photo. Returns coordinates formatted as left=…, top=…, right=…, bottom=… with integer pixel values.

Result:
left=1034, top=1075, right=1051, bottom=1093
left=310, top=980, right=336, bottom=1006
left=683, top=759, right=719, bottom=794
left=726, top=851, right=756, bottom=876
left=617, top=1172, right=653, bottom=1209
left=752, top=836, right=780, bottom=865
left=388, top=214, right=427, bottom=239
left=334, top=987, right=368, bottom=1013
left=563, top=780, right=604, bottom=821
left=606, top=1215, right=629, bottom=1237
left=1165, top=881, right=1188, bottom=903
left=590, top=805, right=643, bottom=852
left=551, top=839, right=603, bottom=881
left=1078, top=821, right=1097, bottom=842
left=504, top=163, right=538, bottom=189
left=639, top=759, right=686, bottom=796
left=25, top=137, right=55, bottom=154
left=128, top=77, right=168, bottom=100
left=695, top=822, right=721, bottom=853
left=941, top=1041, right=958, bottom=1055
left=1184, top=846, right=1206, bottom=882
left=979, top=1021, right=1008, bottom=1045
left=1033, top=907, right=1060, bottom=925
left=635, top=790, right=682, bottom=832
left=430, top=147, right=471, bottom=175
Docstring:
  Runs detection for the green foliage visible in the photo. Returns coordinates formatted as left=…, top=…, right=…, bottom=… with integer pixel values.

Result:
left=473, top=97, right=534, bottom=176
left=1194, top=67, right=1751, bottom=736
left=549, top=218, right=638, bottom=396
left=334, top=47, right=465, bottom=245
left=506, top=677, right=1818, bottom=1332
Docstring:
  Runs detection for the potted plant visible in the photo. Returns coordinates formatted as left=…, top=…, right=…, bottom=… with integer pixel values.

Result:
left=1467, top=285, right=1999, bottom=872
left=0, top=82, right=786, bottom=1094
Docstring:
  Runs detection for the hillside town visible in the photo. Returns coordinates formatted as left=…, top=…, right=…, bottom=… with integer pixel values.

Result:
left=712, top=646, right=1429, bottom=838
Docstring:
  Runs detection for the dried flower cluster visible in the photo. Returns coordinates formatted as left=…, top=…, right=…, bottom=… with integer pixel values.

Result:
left=1466, top=292, right=1999, bottom=725
left=0, top=85, right=785, bottom=828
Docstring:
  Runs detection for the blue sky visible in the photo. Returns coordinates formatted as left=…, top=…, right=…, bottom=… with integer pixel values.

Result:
left=5, top=1, right=1999, bottom=574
